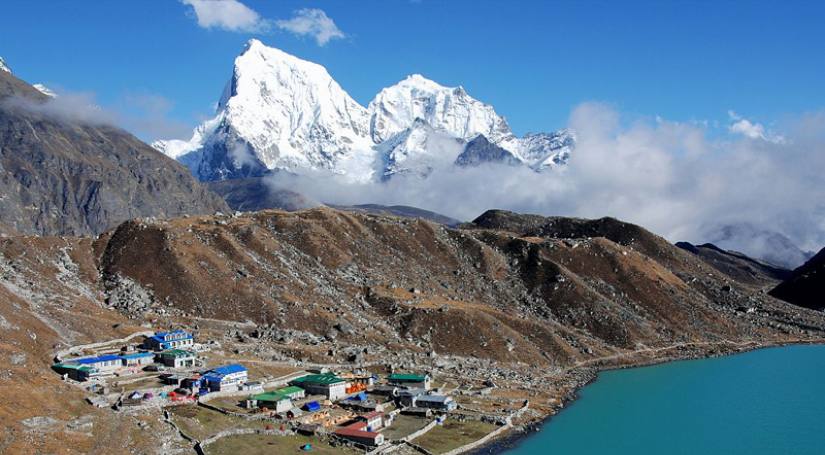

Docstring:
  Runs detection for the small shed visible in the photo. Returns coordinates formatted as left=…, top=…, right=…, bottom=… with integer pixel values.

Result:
left=303, top=401, right=321, bottom=412
left=357, top=411, right=384, bottom=431
left=347, top=391, right=368, bottom=402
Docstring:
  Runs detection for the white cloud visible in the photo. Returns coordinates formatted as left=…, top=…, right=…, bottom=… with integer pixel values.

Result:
left=265, top=103, right=825, bottom=265
left=115, top=92, right=194, bottom=141
left=181, top=0, right=269, bottom=32
left=275, top=8, right=346, bottom=46
left=2, top=89, right=193, bottom=143
left=728, top=110, right=786, bottom=143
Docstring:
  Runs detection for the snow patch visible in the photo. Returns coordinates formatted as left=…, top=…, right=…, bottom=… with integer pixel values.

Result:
left=33, top=84, right=57, bottom=98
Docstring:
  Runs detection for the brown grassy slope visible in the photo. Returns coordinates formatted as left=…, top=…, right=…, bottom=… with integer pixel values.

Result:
left=100, top=208, right=825, bottom=364
left=0, top=236, right=157, bottom=454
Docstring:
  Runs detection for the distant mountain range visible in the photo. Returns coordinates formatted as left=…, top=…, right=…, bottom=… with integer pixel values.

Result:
left=153, top=39, right=575, bottom=182
left=704, top=223, right=815, bottom=270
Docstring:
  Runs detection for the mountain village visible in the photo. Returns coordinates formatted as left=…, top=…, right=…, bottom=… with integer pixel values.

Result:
left=50, top=327, right=529, bottom=454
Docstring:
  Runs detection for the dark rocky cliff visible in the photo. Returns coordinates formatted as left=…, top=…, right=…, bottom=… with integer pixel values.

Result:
left=770, top=247, right=825, bottom=310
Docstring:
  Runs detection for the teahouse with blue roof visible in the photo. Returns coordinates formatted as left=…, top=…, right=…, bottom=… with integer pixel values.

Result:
left=143, top=329, right=194, bottom=351
left=200, top=364, right=248, bottom=392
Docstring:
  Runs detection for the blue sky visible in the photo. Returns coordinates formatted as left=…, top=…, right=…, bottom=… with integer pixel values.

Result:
left=1, top=0, right=824, bottom=141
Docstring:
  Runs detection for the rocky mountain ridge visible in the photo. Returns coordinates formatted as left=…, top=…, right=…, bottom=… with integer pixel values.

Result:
left=0, top=67, right=228, bottom=237
left=154, top=39, right=575, bottom=182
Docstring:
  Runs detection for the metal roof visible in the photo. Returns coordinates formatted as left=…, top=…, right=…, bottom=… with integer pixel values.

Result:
left=249, top=391, right=291, bottom=402
left=201, top=374, right=223, bottom=383
left=120, top=352, right=154, bottom=359
left=388, top=373, right=428, bottom=381
left=291, top=373, right=346, bottom=386
left=209, top=364, right=247, bottom=376
left=276, top=386, right=305, bottom=395
left=75, top=354, right=120, bottom=364
left=415, top=394, right=452, bottom=403
left=160, top=349, right=195, bottom=358
left=154, top=329, right=189, bottom=337
left=53, top=363, right=93, bottom=371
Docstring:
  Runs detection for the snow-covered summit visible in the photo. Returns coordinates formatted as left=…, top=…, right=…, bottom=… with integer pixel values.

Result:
left=0, top=57, right=11, bottom=74
left=154, top=40, right=574, bottom=182
left=368, top=74, right=512, bottom=145
left=155, top=39, right=375, bottom=181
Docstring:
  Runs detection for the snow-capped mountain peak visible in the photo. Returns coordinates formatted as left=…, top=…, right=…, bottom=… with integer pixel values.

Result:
left=154, top=40, right=575, bottom=183
left=0, top=57, right=11, bottom=74
left=368, top=73, right=513, bottom=145
left=155, top=39, right=375, bottom=182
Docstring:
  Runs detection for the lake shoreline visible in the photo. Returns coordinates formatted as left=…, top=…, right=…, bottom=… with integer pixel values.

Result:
left=466, top=338, right=825, bottom=455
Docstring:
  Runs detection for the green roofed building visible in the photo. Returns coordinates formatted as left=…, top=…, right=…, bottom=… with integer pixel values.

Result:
left=275, top=386, right=306, bottom=400
left=246, top=391, right=294, bottom=412
left=290, top=373, right=350, bottom=400
left=388, top=373, right=432, bottom=390
left=52, top=363, right=96, bottom=381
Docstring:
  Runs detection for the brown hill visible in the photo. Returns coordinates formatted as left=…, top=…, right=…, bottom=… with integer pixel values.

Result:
left=98, top=208, right=824, bottom=359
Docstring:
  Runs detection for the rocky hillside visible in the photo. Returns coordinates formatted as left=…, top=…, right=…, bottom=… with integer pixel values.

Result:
left=770, top=247, right=825, bottom=310
left=2, top=208, right=824, bottom=453
left=676, top=242, right=792, bottom=288
left=0, top=69, right=227, bottom=236
left=0, top=235, right=163, bottom=453
left=96, top=208, right=824, bottom=361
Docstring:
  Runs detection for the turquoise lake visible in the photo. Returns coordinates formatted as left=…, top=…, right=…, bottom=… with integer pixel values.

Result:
left=503, top=345, right=825, bottom=454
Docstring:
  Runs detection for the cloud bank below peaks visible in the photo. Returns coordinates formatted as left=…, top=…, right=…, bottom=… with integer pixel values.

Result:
left=268, top=102, right=825, bottom=264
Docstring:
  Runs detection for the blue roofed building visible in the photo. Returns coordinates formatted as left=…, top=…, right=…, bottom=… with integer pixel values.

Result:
left=67, top=354, right=122, bottom=375
left=143, top=330, right=194, bottom=351
left=200, top=364, right=248, bottom=392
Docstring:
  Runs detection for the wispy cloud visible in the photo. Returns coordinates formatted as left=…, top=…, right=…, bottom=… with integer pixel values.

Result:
left=2, top=88, right=193, bottom=143
left=275, top=8, right=346, bottom=46
left=181, top=0, right=269, bottom=33
left=115, top=92, right=194, bottom=141
left=2, top=90, right=111, bottom=125
left=728, top=110, right=786, bottom=143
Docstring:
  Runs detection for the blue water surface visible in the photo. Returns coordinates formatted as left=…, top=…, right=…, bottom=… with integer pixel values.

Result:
left=508, top=345, right=825, bottom=455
